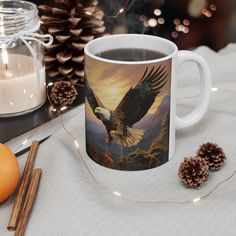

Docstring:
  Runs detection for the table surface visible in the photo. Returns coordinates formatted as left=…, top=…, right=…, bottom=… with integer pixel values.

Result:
left=1, top=44, right=236, bottom=236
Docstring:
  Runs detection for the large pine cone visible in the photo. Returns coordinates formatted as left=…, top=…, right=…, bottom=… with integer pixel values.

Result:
left=197, top=142, right=226, bottom=172
left=39, top=0, right=106, bottom=83
left=178, top=156, right=209, bottom=188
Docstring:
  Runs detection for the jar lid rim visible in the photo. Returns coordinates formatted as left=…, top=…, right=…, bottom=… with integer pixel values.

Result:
left=0, top=0, right=39, bottom=36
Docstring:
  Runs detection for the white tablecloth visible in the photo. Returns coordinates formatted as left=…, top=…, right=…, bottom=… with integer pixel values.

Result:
left=1, top=44, right=236, bottom=236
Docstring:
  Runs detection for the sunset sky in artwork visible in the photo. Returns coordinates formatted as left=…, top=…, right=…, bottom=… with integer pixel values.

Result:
left=85, top=56, right=171, bottom=124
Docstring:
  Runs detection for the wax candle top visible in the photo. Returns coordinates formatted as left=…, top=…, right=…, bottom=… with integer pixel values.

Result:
left=0, top=54, right=46, bottom=115
left=0, top=54, right=38, bottom=80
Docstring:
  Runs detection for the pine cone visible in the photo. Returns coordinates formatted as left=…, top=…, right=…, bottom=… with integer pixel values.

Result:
left=39, top=0, right=106, bottom=83
left=197, top=142, right=226, bottom=171
left=50, top=81, right=78, bottom=106
left=178, top=156, right=209, bottom=188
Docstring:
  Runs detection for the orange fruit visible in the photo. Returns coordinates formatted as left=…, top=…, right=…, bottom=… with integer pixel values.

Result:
left=0, top=143, right=20, bottom=203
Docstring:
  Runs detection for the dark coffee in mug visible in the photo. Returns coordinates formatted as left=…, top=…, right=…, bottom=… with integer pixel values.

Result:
left=96, top=48, right=166, bottom=61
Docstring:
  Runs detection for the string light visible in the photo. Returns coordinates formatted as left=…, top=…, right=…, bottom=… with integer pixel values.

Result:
left=104, top=0, right=129, bottom=18
left=74, top=140, right=79, bottom=149
left=60, top=88, right=236, bottom=203
left=13, top=81, right=69, bottom=154
left=113, top=191, right=122, bottom=197
left=60, top=106, right=68, bottom=112
left=13, top=123, right=49, bottom=154
left=119, top=8, right=124, bottom=14
left=211, top=87, right=218, bottom=92
left=22, top=139, right=28, bottom=145
left=14, top=86, right=236, bottom=204
left=193, top=197, right=201, bottom=203
left=85, top=11, right=92, bottom=16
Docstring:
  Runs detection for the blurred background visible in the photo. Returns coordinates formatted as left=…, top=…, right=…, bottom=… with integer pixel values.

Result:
left=33, top=0, right=236, bottom=51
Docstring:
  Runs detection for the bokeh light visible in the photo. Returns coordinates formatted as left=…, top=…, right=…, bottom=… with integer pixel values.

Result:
left=183, top=27, right=189, bottom=34
left=143, top=20, right=149, bottom=27
left=139, top=15, right=146, bottom=22
left=157, top=17, right=165, bottom=25
left=177, top=24, right=185, bottom=32
left=171, top=31, right=179, bottom=38
left=183, top=19, right=190, bottom=26
left=98, top=0, right=235, bottom=52
left=148, top=18, right=158, bottom=27
left=154, top=9, right=162, bottom=16
left=202, top=9, right=212, bottom=18
left=173, top=18, right=180, bottom=25
left=210, top=4, right=217, bottom=11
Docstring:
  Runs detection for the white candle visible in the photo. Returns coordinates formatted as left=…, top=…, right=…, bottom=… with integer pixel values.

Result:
left=0, top=54, right=46, bottom=116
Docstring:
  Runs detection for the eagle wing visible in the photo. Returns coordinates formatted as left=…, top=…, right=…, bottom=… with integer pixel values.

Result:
left=84, top=78, right=105, bottom=115
left=114, top=65, right=168, bottom=127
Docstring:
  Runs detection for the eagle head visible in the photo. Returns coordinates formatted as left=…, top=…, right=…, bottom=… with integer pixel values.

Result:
left=95, top=107, right=111, bottom=121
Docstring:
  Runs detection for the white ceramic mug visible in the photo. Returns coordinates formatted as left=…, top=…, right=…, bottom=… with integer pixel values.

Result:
left=84, top=34, right=211, bottom=171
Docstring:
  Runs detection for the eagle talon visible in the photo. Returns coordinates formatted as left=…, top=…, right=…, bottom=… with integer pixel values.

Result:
left=105, top=137, right=112, bottom=144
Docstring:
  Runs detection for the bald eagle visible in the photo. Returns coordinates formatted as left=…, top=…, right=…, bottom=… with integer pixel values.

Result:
left=85, top=65, right=168, bottom=147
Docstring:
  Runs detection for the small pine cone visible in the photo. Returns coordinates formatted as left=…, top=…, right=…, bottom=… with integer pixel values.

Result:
left=178, top=156, right=209, bottom=188
left=50, top=81, right=78, bottom=106
left=197, top=142, right=226, bottom=172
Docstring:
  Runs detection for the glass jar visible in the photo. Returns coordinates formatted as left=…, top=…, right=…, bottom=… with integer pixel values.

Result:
left=0, top=0, right=51, bottom=117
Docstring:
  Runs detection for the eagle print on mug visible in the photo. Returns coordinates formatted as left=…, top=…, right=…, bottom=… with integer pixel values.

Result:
left=84, top=34, right=211, bottom=171
left=85, top=57, right=171, bottom=171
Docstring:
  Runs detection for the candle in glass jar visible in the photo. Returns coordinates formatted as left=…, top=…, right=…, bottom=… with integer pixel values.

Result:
left=0, top=54, right=46, bottom=116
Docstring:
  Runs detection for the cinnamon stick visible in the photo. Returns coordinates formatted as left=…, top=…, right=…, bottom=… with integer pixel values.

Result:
left=15, top=169, right=42, bottom=236
left=8, top=141, right=39, bottom=231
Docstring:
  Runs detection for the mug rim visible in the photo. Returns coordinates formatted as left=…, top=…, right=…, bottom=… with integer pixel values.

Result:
left=84, top=34, right=178, bottom=65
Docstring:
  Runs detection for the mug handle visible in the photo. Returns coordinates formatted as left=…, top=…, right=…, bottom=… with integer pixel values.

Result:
left=175, top=50, right=212, bottom=129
